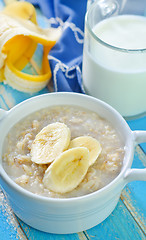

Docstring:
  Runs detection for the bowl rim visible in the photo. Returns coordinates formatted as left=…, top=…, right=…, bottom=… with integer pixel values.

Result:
left=0, top=92, right=133, bottom=203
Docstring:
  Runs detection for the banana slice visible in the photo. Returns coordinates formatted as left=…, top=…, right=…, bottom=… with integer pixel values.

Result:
left=43, top=147, right=89, bottom=194
left=31, top=122, right=71, bottom=164
left=69, top=136, right=102, bottom=166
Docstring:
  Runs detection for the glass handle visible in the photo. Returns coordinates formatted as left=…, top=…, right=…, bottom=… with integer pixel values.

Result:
left=87, top=0, right=95, bottom=10
left=87, top=0, right=127, bottom=13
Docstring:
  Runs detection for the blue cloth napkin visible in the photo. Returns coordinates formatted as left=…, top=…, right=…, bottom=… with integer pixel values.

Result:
left=27, top=0, right=87, bottom=93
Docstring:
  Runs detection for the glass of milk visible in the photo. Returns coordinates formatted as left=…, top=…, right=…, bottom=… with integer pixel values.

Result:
left=82, top=0, right=146, bottom=118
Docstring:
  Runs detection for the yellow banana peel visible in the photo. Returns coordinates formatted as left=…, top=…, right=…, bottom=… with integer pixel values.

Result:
left=4, top=59, right=51, bottom=93
left=2, top=1, right=37, bottom=24
left=0, top=2, right=62, bottom=92
left=2, top=35, right=37, bottom=70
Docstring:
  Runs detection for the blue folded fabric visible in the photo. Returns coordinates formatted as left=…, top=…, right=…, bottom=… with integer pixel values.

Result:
left=27, top=0, right=87, bottom=93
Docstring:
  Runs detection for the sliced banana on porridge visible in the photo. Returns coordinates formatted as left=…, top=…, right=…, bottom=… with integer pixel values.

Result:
left=69, top=136, right=102, bottom=166
left=3, top=106, right=124, bottom=198
left=43, top=147, right=90, bottom=193
left=31, top=122, right=71, bottom=164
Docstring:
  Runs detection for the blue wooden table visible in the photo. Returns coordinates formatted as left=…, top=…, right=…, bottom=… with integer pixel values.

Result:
left=0, top=1, right=146, bottom=239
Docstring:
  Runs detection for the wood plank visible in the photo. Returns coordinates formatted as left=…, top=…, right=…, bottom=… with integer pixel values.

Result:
left=0, top=0, right=4, bottom=9
left=0, top=83, right=49, bottom=110
left=121, top=188, right=146, bottom=235
left=85, top=199, right=145, bottom=240
left=17, top=218, right=87, bottom=240
left=135, top=145, right=146, bottom=167
left=0, top=85, right=16, bottom=109
left=0, top=188, right=27, bottom=240
left=120, top=146, right=146, bottom=233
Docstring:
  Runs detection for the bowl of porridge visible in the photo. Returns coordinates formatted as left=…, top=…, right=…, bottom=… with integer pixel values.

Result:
left=0, top=92, right=146, bottom=234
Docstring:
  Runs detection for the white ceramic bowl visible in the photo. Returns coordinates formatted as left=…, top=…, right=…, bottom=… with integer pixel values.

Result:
left=0, top=92, right=146, bottom=234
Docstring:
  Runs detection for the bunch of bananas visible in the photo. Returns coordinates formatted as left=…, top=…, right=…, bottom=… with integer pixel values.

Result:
left=0, top=1, right=61, bottom=92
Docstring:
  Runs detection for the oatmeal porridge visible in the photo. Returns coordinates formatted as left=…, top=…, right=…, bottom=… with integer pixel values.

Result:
left=2, top=106, right=125, bottom=198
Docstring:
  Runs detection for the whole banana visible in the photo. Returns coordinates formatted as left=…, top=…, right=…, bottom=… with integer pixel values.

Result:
left=0, top=2, right=61, bottom=92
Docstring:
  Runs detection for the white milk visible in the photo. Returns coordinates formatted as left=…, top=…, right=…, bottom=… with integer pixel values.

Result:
left=82, top=15, right=146, bottom=117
